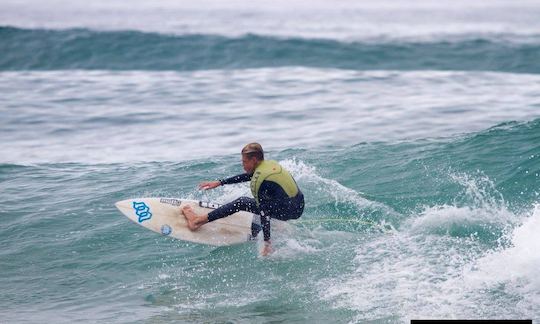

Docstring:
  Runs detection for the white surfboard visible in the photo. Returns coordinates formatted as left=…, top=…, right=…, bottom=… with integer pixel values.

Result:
left=115, top=197, right=257, bottom=246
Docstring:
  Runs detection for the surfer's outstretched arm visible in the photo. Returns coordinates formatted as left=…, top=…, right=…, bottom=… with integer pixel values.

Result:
left=199, top=173, right=252, bottom=190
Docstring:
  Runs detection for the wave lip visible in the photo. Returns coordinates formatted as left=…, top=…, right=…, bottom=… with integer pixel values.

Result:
left=2, top=27, right=540, bottom=73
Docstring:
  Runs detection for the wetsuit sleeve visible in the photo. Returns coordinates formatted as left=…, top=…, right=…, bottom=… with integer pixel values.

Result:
left=260, top=212, right=271, bottom=241
left=219, top=173, right=251, bottom=185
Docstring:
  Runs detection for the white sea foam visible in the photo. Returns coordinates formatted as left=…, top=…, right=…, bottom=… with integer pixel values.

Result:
left=320, top=173, right=538, bottom=321
left=407, top=172, right=516, bottom=236
left=280, top=158, right=396, bottom=217
left=264, top=238, right=320, bottom=260
left=464, top=204, right=540, bottom=305
left=320, top=231, right=478, bottom=321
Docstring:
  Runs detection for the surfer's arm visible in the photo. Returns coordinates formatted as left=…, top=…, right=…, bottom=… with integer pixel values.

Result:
left=219, top=173, right=252, bottom=185
left=257, top=182, right=282, bottom=242
left=199, top=173, right=251, bottom=190
left=199, top=181, right=221, bottom=190
left=260, top=210, right=272, bottom=241
left=257, top=181, right=291, bottom=242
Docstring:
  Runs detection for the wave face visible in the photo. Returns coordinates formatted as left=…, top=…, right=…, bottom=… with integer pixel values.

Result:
left=2, top=27, right=540, bottom=73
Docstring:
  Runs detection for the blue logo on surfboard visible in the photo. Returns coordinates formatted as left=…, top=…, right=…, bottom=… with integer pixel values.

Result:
left=133, top=201, right=152, bottom=223
left=161, top=224, right=172, bottom=235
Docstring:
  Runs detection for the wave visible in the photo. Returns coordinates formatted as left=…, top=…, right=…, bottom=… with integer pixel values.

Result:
left=2, top=26, right=540, bottom=73
left=320, top=118, right=540, bottom=218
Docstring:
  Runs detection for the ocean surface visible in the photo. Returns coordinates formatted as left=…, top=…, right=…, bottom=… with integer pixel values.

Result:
left=1, top=0, right=540, bottom=323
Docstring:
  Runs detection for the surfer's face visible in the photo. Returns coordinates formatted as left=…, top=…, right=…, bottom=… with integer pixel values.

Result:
left=242, top=155, right=258, bottom=173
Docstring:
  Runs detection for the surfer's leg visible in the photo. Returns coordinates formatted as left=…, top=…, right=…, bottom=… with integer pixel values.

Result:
left=182, top=205, right=209, bottom=231
left=207, top=197, right=259, bottom=221
left=207, top=197, right=263, bottom=237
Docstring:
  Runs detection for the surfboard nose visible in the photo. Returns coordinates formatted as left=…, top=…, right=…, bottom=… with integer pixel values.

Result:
left=114, top=199, right=130, bottom=210
left=114, top=199, right=139, bottom=217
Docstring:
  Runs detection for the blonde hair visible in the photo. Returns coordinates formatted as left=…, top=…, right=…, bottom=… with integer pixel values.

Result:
left=241, top=143, right=264, bottom=160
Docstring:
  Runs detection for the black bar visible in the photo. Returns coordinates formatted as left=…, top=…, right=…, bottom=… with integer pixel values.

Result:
left=411, top=321, right=531, bottom=324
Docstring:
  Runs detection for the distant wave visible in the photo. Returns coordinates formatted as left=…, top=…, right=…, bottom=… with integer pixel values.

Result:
left=1, top=26, right=540, bottom=73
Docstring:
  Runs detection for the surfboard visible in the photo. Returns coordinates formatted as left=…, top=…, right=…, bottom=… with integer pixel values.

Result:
left=115, top=198, right=256, bottom=246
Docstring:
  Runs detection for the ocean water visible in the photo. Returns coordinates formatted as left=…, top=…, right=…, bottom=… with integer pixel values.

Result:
left=1, top=0, right=540, bottom=323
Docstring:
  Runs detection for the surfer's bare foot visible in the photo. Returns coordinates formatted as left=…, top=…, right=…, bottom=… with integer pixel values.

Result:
left=182, top=205, right=207, bottom=231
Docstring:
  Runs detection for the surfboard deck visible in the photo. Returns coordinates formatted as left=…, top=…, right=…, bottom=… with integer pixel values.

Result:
left=115, top=198, right=256, bottom=246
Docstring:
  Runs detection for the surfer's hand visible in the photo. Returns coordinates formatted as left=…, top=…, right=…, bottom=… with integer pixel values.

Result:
left=261, top=241, right=273, bottom=256
left=199, top=181, right=220, bottom=190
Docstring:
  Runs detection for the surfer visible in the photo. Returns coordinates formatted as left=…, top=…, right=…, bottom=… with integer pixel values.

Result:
left=182, top=143, right=305, bottom=256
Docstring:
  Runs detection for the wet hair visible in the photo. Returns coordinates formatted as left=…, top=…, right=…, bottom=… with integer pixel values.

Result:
left=241, top=143, right=264, bottom=161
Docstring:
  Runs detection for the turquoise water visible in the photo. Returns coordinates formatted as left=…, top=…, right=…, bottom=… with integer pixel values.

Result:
left=2, top=1, right=540, bottom=323
left=2, top=27, right=540, bottom=73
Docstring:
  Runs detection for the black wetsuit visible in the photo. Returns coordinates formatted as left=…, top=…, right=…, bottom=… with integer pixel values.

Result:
left=207, top=173, right=304, bottom=241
